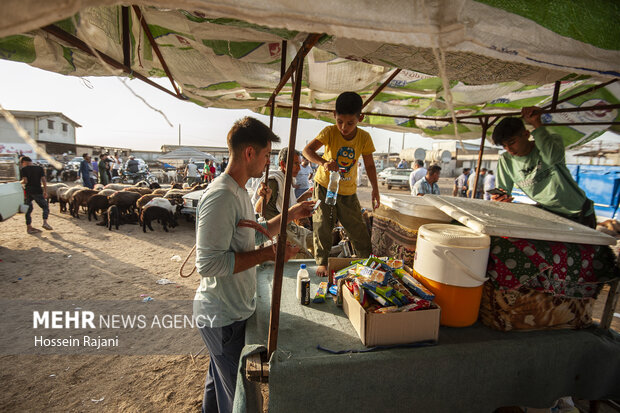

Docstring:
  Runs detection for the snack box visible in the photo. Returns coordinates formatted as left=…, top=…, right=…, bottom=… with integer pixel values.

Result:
left=329, top=258, right=440, bottom=347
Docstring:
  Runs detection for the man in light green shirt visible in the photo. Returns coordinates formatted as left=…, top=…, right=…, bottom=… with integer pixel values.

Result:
left=491, top=107, right=596, bottom=228
left=193, top=117, right=315, bottom=413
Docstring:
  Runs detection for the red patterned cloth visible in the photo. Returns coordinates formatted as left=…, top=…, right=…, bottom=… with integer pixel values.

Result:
left=486, top=237, right=618, bottom=298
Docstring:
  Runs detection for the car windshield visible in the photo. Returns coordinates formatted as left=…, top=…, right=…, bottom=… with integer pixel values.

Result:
left=69, top=157, right=83, bottom=163
left=393, top=170, right=412, bottom=176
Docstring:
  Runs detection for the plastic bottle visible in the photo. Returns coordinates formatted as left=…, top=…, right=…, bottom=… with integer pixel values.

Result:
left=296, top=264, right=310, bottom=301
left=325, top=171, right=340, bottom=205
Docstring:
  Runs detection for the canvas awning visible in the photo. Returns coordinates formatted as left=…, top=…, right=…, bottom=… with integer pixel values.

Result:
left=0, top=0, right=618, bottom=147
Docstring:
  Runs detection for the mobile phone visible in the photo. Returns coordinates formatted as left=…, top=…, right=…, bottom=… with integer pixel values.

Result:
left=486, top=188, right=507, bottom=196
left=312, top=199, right=321, bottom=211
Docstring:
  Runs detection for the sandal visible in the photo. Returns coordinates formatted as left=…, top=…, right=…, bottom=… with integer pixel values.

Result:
left=42, top=223, right=53, bottom=230
left=27, top=228, right=42, bottom=234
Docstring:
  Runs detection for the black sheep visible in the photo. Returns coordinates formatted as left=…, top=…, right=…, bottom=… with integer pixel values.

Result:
left=87, top=194, right=110, bottom=221
left=107, top=205, right=120, bottom=231
left=141, top=206, right=177, bottom=233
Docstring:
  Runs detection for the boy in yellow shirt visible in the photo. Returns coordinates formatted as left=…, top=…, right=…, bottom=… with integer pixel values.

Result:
left=303, top=92, right=380, bottom=276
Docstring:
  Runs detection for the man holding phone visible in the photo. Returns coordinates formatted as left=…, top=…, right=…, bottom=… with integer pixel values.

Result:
left=490, top=107, right=596, bottom=228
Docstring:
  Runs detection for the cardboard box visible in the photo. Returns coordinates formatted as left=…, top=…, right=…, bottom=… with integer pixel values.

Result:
left=329, top=258, right=441, bottom=347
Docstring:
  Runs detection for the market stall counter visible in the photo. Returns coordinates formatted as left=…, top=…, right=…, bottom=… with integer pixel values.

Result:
left=234, top=260, right=620, bottom=413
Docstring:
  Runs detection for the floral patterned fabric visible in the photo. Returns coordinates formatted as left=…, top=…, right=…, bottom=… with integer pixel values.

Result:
left=487, top=237, right=618, bottom=298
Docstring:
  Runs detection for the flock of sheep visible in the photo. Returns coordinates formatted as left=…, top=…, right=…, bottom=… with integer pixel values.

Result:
left=46, top=181, right=205, bottom=232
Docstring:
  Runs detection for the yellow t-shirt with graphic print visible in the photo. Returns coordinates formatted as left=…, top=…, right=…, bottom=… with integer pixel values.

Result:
left=313, top=125, right=376, bottom=196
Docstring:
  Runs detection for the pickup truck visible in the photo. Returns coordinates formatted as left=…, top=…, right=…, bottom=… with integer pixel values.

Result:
left=0, top=154, right=24, bottom=222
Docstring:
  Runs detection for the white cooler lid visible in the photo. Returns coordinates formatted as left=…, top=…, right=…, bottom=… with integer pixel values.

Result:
left=418, top=223, right=491, bottom=248
left=381, top=194, right=451, bottom=222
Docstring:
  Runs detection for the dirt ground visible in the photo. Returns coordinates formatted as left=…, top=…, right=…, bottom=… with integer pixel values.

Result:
left=0, top=183, right=618, bottom=412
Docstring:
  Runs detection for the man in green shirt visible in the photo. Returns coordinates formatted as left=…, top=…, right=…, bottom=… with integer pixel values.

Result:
left=491, top=107, right=596, bottom=228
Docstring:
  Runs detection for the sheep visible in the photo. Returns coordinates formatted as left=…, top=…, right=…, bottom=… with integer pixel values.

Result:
left=87, top=194, right=110, bottom=221
left=104, top=183, right=130, bottom=191
left=70, top=189, right=99, bottom=218
left=144, top=197, right=176, bottom=214
left=94, top=183, right=105, bottom=190
left=136, top=194, right=162, bottom=212
left=107, top=205, right=120, bottom=230
left=108, top=191, right=141, bottom=215
left=123, top=187, right=153, bottom=196
left=99, top=189, right=117, bottom=197
left=151, top=188, right=168, bottom=196
left=164, top=188, right=190, bottom=206
left=59, top=186, right=87, bottom=213
left=46, top=183, right=68, bottom=203
left=141, top=206, right=177, bottom=233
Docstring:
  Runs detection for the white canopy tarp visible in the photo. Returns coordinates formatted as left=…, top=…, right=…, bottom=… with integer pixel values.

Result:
left=1, top=0, right=618, bottom=146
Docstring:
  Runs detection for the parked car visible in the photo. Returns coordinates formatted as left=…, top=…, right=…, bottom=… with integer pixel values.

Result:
left=385, top=168, right=413, bottom=190
left=0, top=153, right=24, bottom=222
left=181, top=188, right=205, bottom=219
left=378, top=167, right=396, bottom=185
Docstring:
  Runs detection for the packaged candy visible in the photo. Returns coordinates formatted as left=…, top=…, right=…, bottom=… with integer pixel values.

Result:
left=356, top=266, right=389, bottom=284
left=374, top=306, right=399, bottom=314
left=394, top=269, right=435, bottom=300
left=364, top=288, right=389, bottom=307
left=386, top=258, right=404, bottom=269
left=387, top=277, right=418, bottom=305
left=313, top=281, right=328, bottom=303
left=398, top=297, right=431, bottom=312
left=334, top=264, right=357, bottom=281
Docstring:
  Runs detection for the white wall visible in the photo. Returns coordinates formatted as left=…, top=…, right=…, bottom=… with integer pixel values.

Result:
left=0, top=117, right=35, bottom=143
left=37, top=115, right=76, bottom=144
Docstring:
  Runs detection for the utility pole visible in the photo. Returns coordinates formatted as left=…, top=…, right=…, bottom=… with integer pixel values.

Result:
left=387, top=137, right=391, bottom=166
left=402, top=132, right=405, bottom=150
left=178, top=124, right=181, bottom=146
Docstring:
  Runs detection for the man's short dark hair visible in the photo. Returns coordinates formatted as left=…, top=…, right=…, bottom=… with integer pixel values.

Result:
left=227, top=117, right=280, bottom=157
left=481, top=168, right=487, bottom=173
left=428, top=164, right=441, bottom=175
left=22, top=156, right=32, bottom=163
left=82, top=153, right=89, bottom=158
left=463, top=168, right=470, bottom=174
left=278, top=147, right=301, bottom=166
left=415, top=159, right=424, bottom=168
left=335, top=92, right=363, bottom=115
left=492, top=117, right=525, bottom=146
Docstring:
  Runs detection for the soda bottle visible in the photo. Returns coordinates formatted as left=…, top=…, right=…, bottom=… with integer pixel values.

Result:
left=325, top=171, right=340, bottom=205
left=296, top=264, right=310, bottom=301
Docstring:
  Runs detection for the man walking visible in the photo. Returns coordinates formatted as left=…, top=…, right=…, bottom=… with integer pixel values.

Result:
left=20, top=156, right=52, bottom=233
left=79, top=153, right=95, bottom=189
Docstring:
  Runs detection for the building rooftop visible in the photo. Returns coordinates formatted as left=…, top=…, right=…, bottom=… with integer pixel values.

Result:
left=8, top=110, right=82, bottom=127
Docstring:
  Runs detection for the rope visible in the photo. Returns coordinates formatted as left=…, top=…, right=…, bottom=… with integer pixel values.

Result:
left=178, top=219, right=276, bottom=278
left=179, top=244, right=196, bottom=278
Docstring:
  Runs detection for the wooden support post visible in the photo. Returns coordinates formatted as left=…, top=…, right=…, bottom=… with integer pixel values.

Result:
left=362, top=68, right=402, bottom=109
left=600, top=280, right=620, bottom=329
left=121, top=6, right=131, bottom=68
left=471, top=117, right=489, bottom=199
left=267, top=53, right=305, bottom=358
left=42, top=25, right=180, bottom=99
left=550, top=81, right=561, bottom=111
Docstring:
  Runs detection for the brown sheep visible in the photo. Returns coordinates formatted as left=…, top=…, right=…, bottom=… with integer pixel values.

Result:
left=164, top=189, right=190, bottom=206
left=108, top=191, right=141, bottom=215
left=123, top=187, right=153, bottom=196
left=151, top=188, right=168, bottom=196
left=59, top=186, right=87, bottom=213
left=99, top=189, right=117, bottom=197
left=70, top=189, right=99, bottom=218
left=87, top=194, right=110, bottom=221
left=136, top=194, right=163, bottom=212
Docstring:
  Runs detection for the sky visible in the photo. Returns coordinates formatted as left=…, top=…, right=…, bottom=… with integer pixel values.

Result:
left=0, top=59, right=436, bottom=154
